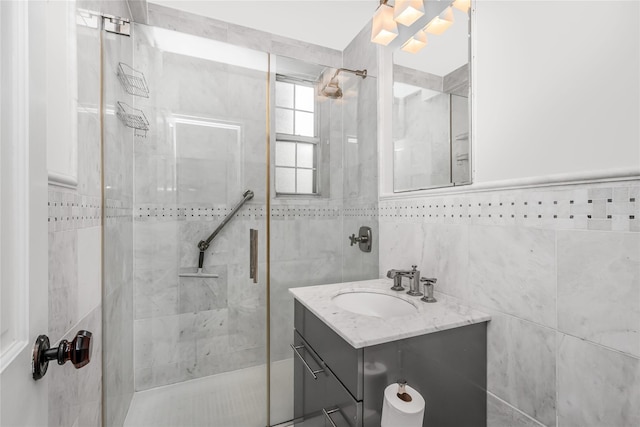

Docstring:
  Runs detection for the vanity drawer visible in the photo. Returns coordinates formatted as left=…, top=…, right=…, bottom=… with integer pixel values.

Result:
left=293, top=331, right=328, bottom=427
left=324, top=363, right=362, bottom=427
left=293, top=331, right=362, bottom=427
left=294, top=301, right=364, bottom=400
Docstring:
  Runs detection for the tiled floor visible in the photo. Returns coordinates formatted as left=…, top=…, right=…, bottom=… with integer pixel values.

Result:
left=124, top=359, right=294, bottom=427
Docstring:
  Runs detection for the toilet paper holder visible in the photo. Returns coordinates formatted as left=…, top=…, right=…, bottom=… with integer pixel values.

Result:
left=396, top=379, right=413, bottom=402
left=381, top=379, right=426, bottom=427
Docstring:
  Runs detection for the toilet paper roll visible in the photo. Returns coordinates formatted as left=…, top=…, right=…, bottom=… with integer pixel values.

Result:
left=381, top=383, right=425, bottom=427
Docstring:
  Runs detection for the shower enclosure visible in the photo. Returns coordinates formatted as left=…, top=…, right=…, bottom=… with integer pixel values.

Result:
left=102, top=16, right=378, bottom=427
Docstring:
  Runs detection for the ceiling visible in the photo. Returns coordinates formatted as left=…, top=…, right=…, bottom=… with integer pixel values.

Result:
left=148, top=0, right=378, bottom=51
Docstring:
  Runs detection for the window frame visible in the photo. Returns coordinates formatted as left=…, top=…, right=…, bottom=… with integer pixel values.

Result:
left=274, top=74, right=320, bottom=196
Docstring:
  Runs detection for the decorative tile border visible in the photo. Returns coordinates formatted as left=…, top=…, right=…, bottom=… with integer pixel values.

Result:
left=48, top=188, right=133, bottom=231
left=105, top=198, right=133, bottom=226
left=52, top=182, right=638, bottom=231
left=379, top=181, right=640, bottom=232
left=134, top=204, right=268, bottom=221
left=48, top=189, right=101, bottom=232
left=271, top=206, right=340, bottom=220
left=133, top=203, right=379, bottom=222
left=344, top=205, right=379, bottom=219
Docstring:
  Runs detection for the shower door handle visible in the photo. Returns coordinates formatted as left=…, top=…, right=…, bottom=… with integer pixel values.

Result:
left=249, top=229, right=258, bottom=283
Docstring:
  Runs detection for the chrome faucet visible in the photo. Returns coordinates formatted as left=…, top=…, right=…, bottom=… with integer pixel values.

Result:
left=386, top=269, right=410, bottom=291
left=386, top=265, right=422, bottom=296
left=405, top=265, right=422, bottom=296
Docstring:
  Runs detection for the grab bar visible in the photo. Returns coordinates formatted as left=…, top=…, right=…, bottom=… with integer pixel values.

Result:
left=290, top=344, right=324, bottom=379
left=196, top=190, right=254, bottom=268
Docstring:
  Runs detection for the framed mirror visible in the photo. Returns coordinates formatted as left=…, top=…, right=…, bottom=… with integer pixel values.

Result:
left=392, top=3, right=471, bottom=192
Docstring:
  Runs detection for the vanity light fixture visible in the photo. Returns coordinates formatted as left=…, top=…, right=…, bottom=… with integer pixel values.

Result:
left=452, top=0, right=470, bottom=13
left=394, top=0, right=425, bottom=27
left=371, top=0, right=399, bottom=45
left=401, top=29, right=428, bottom=53
left=424, top=6, right=454, bottom=35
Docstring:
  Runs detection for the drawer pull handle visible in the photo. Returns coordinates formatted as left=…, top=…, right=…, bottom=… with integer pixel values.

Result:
left=290, top=343, right=324, bottom=379
left=322, top=408, right=339, bottom=427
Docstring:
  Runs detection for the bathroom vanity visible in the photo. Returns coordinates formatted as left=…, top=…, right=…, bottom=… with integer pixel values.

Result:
left=289, top=279, right=490, bottom=427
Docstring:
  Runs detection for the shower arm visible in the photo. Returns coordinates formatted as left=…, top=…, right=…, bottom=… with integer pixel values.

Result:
left=331, top=68, right=367, bottom=80
left=196, top=190, right=254, bottom=267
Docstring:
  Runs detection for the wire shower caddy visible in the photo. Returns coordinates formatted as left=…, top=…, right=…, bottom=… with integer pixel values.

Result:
left=117, top=62, right=150, bottom=98
left=116, top=102, right=149, bottom=137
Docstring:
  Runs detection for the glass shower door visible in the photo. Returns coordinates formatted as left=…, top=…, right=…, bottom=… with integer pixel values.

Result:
left=103, top=23, right=270, bottom=427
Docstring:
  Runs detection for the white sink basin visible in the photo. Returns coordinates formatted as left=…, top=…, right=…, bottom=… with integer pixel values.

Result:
left=332, top=291, right=418, bottom=318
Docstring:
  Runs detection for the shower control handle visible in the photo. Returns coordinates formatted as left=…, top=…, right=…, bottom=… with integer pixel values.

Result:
left=348, top=226, right=372, bottom=253
left=349, top=233, right=366, bottom=246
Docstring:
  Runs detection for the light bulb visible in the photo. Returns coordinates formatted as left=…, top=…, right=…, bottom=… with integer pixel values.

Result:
left=394, top=0, right=425, bottom=27
left=424, top=6, right=454, bottom=35
left=401, top=30, right=428, bottom=53
left=371, top=3, right=399, bottom=45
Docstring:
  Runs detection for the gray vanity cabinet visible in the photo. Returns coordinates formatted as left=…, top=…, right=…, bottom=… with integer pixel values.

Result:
left=293, top=300, right=488, bottom=427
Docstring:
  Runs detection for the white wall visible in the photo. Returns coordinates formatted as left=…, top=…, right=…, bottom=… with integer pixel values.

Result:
left=379, top=0, right=640, bottom=197
left=473, top=0, right=639, bottom=183
left=46, top=0, right=78, bottom=188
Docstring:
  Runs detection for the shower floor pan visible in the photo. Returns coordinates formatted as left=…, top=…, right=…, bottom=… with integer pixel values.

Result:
left=124, top=359, right=293, bottom=427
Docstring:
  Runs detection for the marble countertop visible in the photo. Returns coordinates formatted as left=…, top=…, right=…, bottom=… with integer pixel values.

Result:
left=289, top=278, right=491, bottom=349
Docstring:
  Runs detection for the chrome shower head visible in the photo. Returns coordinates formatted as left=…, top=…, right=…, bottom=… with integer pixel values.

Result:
left=319, top=68, right=367, bottom=99
left=321, top=79, right=343, bottom=99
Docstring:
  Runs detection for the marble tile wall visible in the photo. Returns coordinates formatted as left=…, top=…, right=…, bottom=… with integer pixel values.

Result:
left=378, top=179, right=640, bottom=427
left=342, top=24, right=380, bottom=284
left=132, top=213, right=268, bottom=390
left=48, top=208, right=104, bottom=427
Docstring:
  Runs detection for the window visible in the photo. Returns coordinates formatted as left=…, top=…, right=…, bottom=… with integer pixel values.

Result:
left=275, top=76, right=318, bottom=195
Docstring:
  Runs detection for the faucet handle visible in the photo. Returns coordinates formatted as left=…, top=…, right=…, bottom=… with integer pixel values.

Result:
left=420, top=278, right=437, bottom=303
left=411, top=265, right=418, bottom=271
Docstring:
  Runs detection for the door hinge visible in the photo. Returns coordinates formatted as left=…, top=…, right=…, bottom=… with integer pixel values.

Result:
left=102, top=14, right=131, bottom=36
left=76, top=9, right=131, bottom=36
